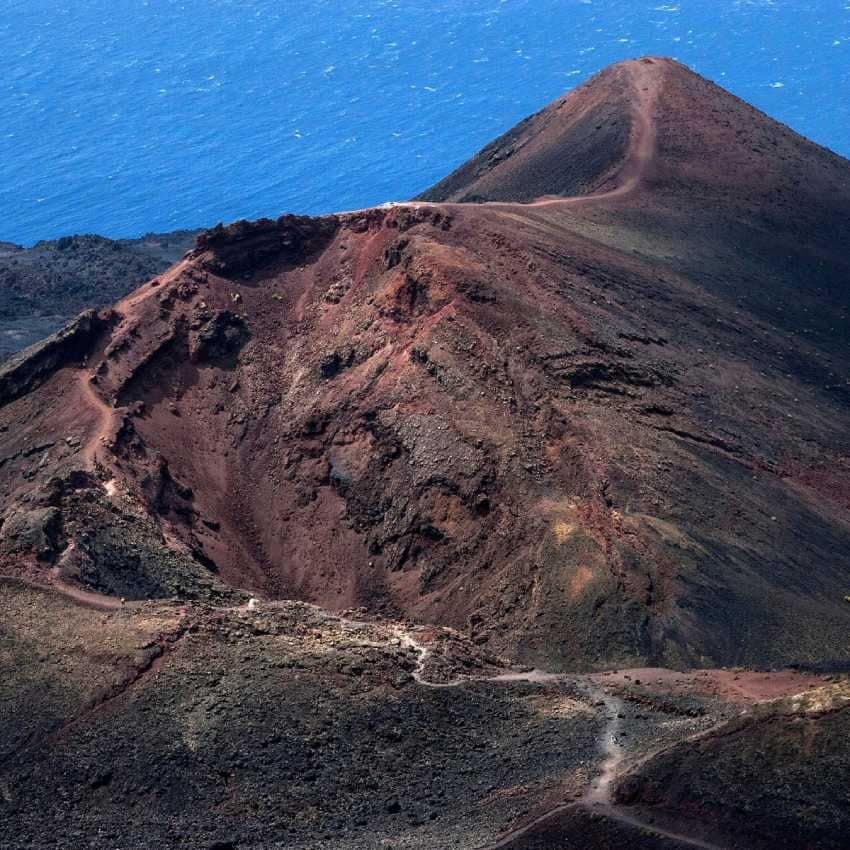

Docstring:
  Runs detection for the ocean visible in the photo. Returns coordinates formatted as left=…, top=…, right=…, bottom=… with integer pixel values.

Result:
left=2, top=0, right=848, bottom=245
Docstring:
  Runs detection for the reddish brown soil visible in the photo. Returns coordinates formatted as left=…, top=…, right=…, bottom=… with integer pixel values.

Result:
left=4, top=56, right=850, bottom=850
left=594, top=666, right=829, bottom=705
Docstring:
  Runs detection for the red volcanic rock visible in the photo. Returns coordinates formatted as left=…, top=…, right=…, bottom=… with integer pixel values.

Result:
left=1, top=58, right=849, bottom=671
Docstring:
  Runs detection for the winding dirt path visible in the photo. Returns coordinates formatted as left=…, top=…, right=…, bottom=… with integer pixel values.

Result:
left=64, top=60, right=659, bottom=496
left=475, top=680, right=725, bottom=848
left=340, top=615, right=723, bottom=845
left=114, top=257, right=191, bottom=318
left=0, top=573, right=129, bottom=611
left=478, top=58, right=658, bottom=212
left=0, top=582, right=740, bottom=848
left=0, top=582, right=725, bottom=846
left=65, top=59, right=658, bottom=476
left=51, top=575, right=129, bottom=611
left=77, top=369, right=118, bottom=468
left=340, top=60, right=659, bottom=221
left=74, top=258, right=193, bottom=471
left=576, top=687, right=724, bottom=849
left=389, top=624, right=725, bottom=849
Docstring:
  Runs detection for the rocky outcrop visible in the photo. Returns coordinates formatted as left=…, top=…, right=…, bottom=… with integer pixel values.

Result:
left=191, top=310, right=250, bottom=364
left=0, top=309, right=115, bottom=406
left=0, top=505, right=63, bottom=561
left=196, top=214, right=340, bottom=275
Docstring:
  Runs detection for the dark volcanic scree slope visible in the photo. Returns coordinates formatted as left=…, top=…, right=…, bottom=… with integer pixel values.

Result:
left=2, top=57, right=850, bottom=675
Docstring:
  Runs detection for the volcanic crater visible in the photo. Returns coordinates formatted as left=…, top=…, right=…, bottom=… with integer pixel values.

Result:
left=1, top=57, right=849, bottom=850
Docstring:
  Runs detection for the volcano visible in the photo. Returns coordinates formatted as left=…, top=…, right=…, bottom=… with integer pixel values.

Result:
left=3, top=56, right=850, bottom=850
left=2, top=56, right=849, bottom=675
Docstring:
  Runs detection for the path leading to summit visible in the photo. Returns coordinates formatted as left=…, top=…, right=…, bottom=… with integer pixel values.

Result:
left=339, top=59, right=660, bottom=220
left=481, top=57, right=659, bottom=212
left=68, top=59, right=661, bottom=480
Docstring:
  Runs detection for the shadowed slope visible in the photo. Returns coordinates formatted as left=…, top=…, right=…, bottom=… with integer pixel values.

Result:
left=415, top=60, right=639, bottom=203
left=613, top=683, right=850, bottom=850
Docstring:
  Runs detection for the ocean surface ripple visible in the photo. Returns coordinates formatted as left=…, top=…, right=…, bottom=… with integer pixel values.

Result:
left=2, top=0, right=848, bottom=245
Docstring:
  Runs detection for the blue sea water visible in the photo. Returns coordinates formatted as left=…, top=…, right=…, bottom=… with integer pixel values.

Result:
left=2, top=0, right=849, bottom=246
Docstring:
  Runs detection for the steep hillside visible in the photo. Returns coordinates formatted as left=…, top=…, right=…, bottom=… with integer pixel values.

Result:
left=415, top=60, right=638, bottom=203
left=2, top=55, right=850, bottom=850
left=0, top=58, right=848, bottom=674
